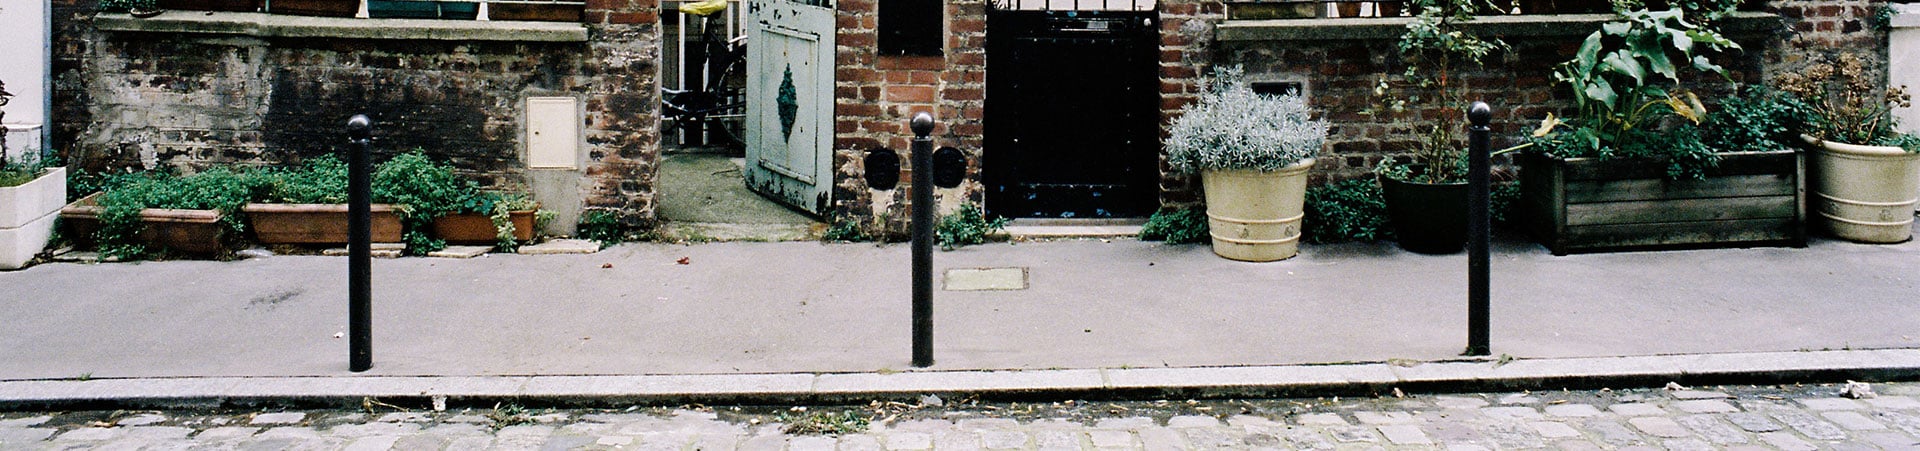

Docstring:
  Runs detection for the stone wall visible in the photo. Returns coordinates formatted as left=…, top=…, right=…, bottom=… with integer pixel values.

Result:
left=50, top=0, right=663, bottom=226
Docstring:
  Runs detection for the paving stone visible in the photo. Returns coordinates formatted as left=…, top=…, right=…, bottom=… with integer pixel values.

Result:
left=1481, top=406, right=1545, bottom=420
left=840, top=434, right=884, bottom=451
left=1671, top=399, right=1739, bottom=414
left=1086, top=429, right=1134, bottom=448
left=788, top=435, right=837, bottom=451
left=1093, top=417, right=1155, bottom=430
left=1281, top=428, right=1336, bottom=450
left=1543, top=404, right=1602, bottom=418
left=250, top=412, right=306, bottom=425
left=1553, top=440, right=1605, bottom=451
left=121, top=426, right=192, bottom=440
left=1499, top=394, right=1541, bottom=405
left=193, top=427, right=259, bottom=440
left=1725, top=412, right=1784, bottom=433
left=1659, top=438, right=1716, bottom=451
left=978, top=430, right=1028, bottom=449
left=884, top=431, right=933, bottom=450
left=1239, top=430, right=1283, bottom=448
left=1224, top=415, right=1280, bottom=428
left=0, top=416, right=51, bottom=427
left=1444, top=444, right=1492, bottom=450
left=1328, top=426, right=1376, bottom=443
left=1528, top=421, right=1582, bottom=439
left=1607, top=403, right=1666, bottom=417
left=1434, top=397, right=1491, bottom=409
left=1771, top=410, right=1848, bottom=440
left=1178, top=427, right=1235, bottom=448
left=374, top=412, right=431, bottom=423
left=1757, top=431, right=1817, bottom=451
left=596, top=436, right=635, bottom=446
left=1166, top=415, right=1220, bottom=428
left=1293, top=413, right=1347, bottom=426
left=1423, top=421, right=1484, bottom=444
left=254, top=427, right=321, bottom=439
left=1668, top=390, right=1733, bottom=400
left=1859, top=431, right=1920, bottom=449
left=1480, top=422, right=1546, bottom=449
left=1865, top=396, right=1920, bottom=410
left=1722, top=446, right=1773, bottom=451
left=1822, top=410, right=1888, bottom=430
left=517, top=239, right=599, bottom=254
left=1353, top=411, right=1417, bottom=424
left=1626, top=417, right=1691, bottom=438
left=1876, top=410, right=1920, bottom=435
left=1674, top=414, right=1747, bottom=444
left=1377, top=425, right=1431, bottom=445
left=958, top=419, right=1020, bottom=431
left=54, top=427, right=121, bottom=441
left=0, top=428, right=55, bottom=443
left=890, top=419, right=957, bottom=433
left=1737, top=399, right=1793, bottom=411
left=117, top=414, right=167, bottom=426
left=1137, top=427, right=1185, bottom=451
left=1799, top=397, right=1866, bottom=411
left=931, top=431, right=979, bottom=450
left=427, top=245, right=491, bottom=258
left=341, top=435, right=399, bottom=451
left=327, top=422, right=421, bottom=437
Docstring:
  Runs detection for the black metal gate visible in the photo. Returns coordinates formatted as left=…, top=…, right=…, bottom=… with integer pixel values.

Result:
left=985, top=8, right=1160, bottom=219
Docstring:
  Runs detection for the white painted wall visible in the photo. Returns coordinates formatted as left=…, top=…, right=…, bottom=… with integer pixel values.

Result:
left=1893, top=3, right=1920, bottom=135
left=0, top=0, right=50, bottom=162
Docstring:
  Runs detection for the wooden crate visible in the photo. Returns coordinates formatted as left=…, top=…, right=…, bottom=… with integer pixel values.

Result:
left=1519, top=149, right=1806, bottom=255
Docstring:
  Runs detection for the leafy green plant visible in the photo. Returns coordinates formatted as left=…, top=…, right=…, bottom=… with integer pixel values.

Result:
left=577, top=209, right=633, bottom=246
left=93, top=168, right=267, bottom=259
left=1537, top=8, right=1739, bottom=177
left=97, top=0, right=158, bottom=12
left=474, top=191, right=548, bottom=252
left=256, top=155, right=348, bottom=204
left=1139, top=208, right=1209, bottom=244
left=1776, top=54, right=1918, bottom=151
left=371, top=151, right=483, bottom=255
left=821, top=220, right=871, bottom=242
left=1373, top=0, right=1507, bottom=184
left=1303, top=179, right=1392, bottom=244
left=778, top=410, right=870, bottom=435
left=1165, top=66, right=1328, bottom=173
left=1698, top=87, right=1814, bottom=154
left=935, top=203, right=1007, bottom=250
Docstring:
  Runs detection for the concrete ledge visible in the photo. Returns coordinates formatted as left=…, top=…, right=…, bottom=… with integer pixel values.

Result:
left=94, top=11, right=588, bottom=42
left=2, top=349, right=1916, bottom=409
left=1216, top=11, right=1782, bottom=41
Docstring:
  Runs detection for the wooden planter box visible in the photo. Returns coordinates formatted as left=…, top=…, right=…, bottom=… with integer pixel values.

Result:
left=489, top=1, right=583, bottom=22
left=61, top=192, right=229, bottom=254
left=431, top=210, right=534, bottom=244
left=158, top=0, right=260, bottom=12
left=243, top=203, right=403, bottom=245
left=267, top=0, right=357, bottom=17
left=1519, top=149, right=1806, bottom=255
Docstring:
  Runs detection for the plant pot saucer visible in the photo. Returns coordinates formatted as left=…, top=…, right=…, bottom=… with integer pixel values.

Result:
left=129, top=7, right=165, bottom=18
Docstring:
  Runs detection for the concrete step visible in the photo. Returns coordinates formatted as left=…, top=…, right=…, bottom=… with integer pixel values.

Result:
left=1001, top=219, right=1145, bottom=239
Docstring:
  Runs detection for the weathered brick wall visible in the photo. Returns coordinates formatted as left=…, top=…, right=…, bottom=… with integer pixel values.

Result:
left=829, top=0, right=990, bottom=233
left=50, top=0, right=663, bottom=223
left=1761, top=0, right=1889, bottom=85
left=1156, top=0, right=1226, bottom=209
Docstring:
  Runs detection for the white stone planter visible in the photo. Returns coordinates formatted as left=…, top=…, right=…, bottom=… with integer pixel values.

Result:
left=1200, top=158, right=1315, bottom=262
left=1805, top=135, right=1920, bottom=243
left=1, top=166, right=67, bottom=269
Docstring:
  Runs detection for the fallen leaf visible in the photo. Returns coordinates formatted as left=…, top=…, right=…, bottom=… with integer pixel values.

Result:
left=677, top=257, right=691, bottom=265
left=601, top=263, right=613, bottom=269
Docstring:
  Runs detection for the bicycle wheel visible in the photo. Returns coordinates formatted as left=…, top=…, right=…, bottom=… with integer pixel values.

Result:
left=710, top=47, right=749, bottom=148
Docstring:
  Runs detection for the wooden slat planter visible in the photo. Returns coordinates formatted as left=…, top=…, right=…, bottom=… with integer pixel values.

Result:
left=1518, top=149, right=1806, bottom=255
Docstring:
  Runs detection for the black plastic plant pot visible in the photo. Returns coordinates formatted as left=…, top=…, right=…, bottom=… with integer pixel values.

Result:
left=1379, top=175, right=1468, bottom=254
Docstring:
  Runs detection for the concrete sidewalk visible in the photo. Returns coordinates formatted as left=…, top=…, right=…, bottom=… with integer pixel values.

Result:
left=1, top=233, right=1917, bottom=403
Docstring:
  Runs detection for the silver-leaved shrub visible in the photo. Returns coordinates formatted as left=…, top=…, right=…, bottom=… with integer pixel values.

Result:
left=1165, top=67, right=1329, bottom=173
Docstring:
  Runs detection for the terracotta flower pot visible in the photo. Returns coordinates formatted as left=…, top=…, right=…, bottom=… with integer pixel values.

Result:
left=61, top=192, right=229, bottom=254
left=268, top=0, right=357, bottom=17
left=243, top=203, right=403, bottom=244
left=489, top=1, right=583, bottom=22
left=431, top=210, right=535, bottom=244
left=158, top=0, right=260, bottom=12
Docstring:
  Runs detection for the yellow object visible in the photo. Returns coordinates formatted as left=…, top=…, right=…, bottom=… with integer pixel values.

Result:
left=1202, top=159, right=1316, bottom=262
left=683, top=0, right=729, bottom=16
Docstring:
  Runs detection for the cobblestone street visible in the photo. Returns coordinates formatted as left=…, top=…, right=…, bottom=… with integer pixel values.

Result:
left=4, top=382, right=1920, bottom=450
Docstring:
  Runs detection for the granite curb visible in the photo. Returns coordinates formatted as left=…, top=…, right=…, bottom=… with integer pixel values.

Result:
left=3, top=349, right=1916, bottom=410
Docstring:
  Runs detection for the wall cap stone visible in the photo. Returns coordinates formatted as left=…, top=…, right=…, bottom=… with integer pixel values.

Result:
left=1216, top=11, right=1781, bottom=41
left=1894, top=3, right=1920, bottom=29
left=94, top=12, right=588, bottom=42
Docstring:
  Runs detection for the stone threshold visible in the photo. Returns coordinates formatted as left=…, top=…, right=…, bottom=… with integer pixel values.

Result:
left=94, top=11, right=588, bottom=42
left=1001, top=218, right=1146, bottom=240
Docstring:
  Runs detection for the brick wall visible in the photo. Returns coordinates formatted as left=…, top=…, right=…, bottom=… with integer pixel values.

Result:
left=50, top=0, right=663, bottom=225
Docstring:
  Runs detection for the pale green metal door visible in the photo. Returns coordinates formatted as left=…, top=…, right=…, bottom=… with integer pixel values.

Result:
left=744, top=0, right=835, bottom=215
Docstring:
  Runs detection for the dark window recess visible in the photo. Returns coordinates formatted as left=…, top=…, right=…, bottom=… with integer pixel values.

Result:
left=1251, top=81, right=1304, bottom=97
left=879, top=0, right=943, bottom=56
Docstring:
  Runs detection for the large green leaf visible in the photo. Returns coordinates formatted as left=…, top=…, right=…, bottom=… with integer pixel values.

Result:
left=1584, top=78, right=1619, bottom=112
left=1601, top=50, right=1648, bottom=86
left=1574, top=31, right=1603, bottom=70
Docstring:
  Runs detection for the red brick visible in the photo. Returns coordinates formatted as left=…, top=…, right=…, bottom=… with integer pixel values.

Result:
left=877, top=56, right=945, bottom=71
left=841, top=33, right=876, bottom=48
left=886, top=71, right=913, bottom=83
left=910, top=71, right=939, bottom=84
left=942, top=88, right=983, bottom=101
left=605, top=11, right=656, bottom=24
left=884, top=85, right=936, bottom=103
left=952, top=18, right=986, bottom=34
left=837, top=68, right=881, bottom=83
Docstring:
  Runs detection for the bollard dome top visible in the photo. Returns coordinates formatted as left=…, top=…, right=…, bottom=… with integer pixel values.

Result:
left=348, top=115, right=372, bottom=140
left=911, top=112, right=934, bottom=136
left=1468, top=102, right=1491, bottom=126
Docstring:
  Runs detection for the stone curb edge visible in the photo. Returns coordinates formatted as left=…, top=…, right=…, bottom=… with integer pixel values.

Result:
left=3, top=349, right=1916, bottom=410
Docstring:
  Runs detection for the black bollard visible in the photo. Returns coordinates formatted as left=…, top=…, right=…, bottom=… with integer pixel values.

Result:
left=911, top=113, right=935, bottom=368
left=347, top=115, right=373, bottom=372
left=1465, top=103, right=1491, bottom=356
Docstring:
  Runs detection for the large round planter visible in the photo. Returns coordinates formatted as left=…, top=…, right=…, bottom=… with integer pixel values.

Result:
left=1805, top=135, right=1920, bottom=243
left=1200, top=158, right=1315, bottom=262
left=1379, top=175, right=1467, bottom=254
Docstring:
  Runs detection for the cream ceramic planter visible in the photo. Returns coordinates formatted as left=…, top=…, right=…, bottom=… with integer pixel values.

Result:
left=1, top=167, right=67, bottom=269
left=1804, top=135, right=1920, bottom=243
left=1200, top=158, right=1315, bottom=262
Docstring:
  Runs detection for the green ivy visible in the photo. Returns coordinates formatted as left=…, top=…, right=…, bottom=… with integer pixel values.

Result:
left=1139, top=208, right=1210, bottom=245
left=93, top=168, right=267, bottom=259
left=371, top=151, right=484, bottom=255
left=577, top=210, right=632, bottom=246
left=935, top=203, right=1007, bottom=251
left=1303, top=179, right=1393, bottom=244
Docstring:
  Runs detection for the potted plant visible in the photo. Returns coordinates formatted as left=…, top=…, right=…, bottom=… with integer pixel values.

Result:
left=157, top=0, right=259, bottom=12
left=1521, top=9, right=1809, bottom=254
left=1776, top=54, right=1920, bottom=243
left=1166, top=67, right=1329, bottom=262
left=267, top=0, right=358, bottom=17
left=432, top=191, right=550, bottom=250
left=1371, top=0, right=1505, bottom=254
left=489, top=0, right=584, bottom=22
left=1, top=81, right=67, bottom=269
left=244, top=155, right=405, bottom=246
left=62, top=169, right=257, bottom=259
